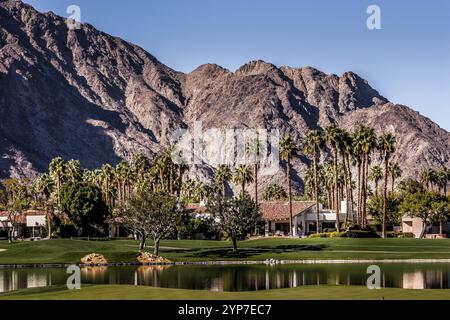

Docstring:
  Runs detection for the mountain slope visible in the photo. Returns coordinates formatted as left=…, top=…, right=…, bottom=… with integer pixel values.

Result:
left=0, top=0, right=448, bottom=192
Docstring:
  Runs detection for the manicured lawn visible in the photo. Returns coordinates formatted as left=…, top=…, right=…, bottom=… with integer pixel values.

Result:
left=0, top=238, right=450, bottom=264
left=1, top=284, right=450, bottom=300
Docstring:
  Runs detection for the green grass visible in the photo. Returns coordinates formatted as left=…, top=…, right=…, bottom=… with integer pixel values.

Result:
left=1, top=284, right=450, bottom=300
left=0, top=238, right=450, bottom=264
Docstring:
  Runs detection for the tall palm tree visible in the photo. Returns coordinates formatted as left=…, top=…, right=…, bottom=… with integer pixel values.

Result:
left=388, top=162, right=402, bottom=193
left=34, top=174, right=55, bottom=238
left=280, top=134, right=298, bottom=235
left=369, top=166, right=383, bottom=197
left=233, top=164, right=254, bottom=198
left=337, top=129, right=354, bottom=226
left=66, top=159, right=82, bottom=183
left=215, top=164, right=232, bottom=198
left=246, top=138, right=261, bottom=206
left=437, top=167, right=449, bottom=196
left=359, top=126, right=377, bottom=229
left=378, top=132, right=396, bottom=238
left=324, top=124, right=342, bottom=232
left=48, top=157, right=66, bottom=207
left=304, top=129, right=323, bottom=233
left=420, top=168, right=435, bottom=191
left=101, top=164, right=115, bottom=208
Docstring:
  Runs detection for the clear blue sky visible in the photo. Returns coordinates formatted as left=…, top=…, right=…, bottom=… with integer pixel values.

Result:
left=25, top=0, right=450, bottom=131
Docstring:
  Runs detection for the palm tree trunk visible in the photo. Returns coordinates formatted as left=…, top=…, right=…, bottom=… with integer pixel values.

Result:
left=391, top=176, right=395, bottom=193
left=362, top=154, right=368, bottom=229
left=333, top=148, right=340, bottom=232
left=254, top=164, right=258, bottom=206
left=287, top=158, right=293, bottom=235
left=242, top=181, right=245, bottom=198
left=357, top=161, right=361, bottom=225
left=375, top=181, right=379, bottom=197
left=382, top=157, right=389, bottom=238
left=342, top=154, right=350, bottom=228
left=222, top=180, right=226, bottom=198
left=169, top=166, right=174, bottom=195
left=313, top=154, right=320, bottom=234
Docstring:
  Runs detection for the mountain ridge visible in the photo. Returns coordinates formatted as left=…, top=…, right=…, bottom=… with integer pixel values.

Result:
left=0, top=0, right=448, bottom=193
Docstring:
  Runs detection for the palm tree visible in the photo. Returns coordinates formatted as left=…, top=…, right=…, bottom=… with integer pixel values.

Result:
left=215, top=164, right=232, bottom=198
left=378, top=132, right=396, bottom=238
left=66, top=159, right=82, bottom=183
left=324, top=124, right=342, bottom=232
left=304, top=130, right=323, bottom=233
left=246, top=138, right=261, bottom=206
left=388, top=162, right=402, bottom=193
left=337, top=129, right=354, bottom=226
left=263, top=184, right=287, bottom=201
left=420, top=168, right=435, bottom=191
left=280, top=134, right=298, bottom=235
left=434, top=167, right=449, bottom=196
left=48, top=157, right=66, bottom=207
left=34, top=174, right=55, bottom=238
left=369, top=166, right=383, bottom=197
left=101, top=164, right=115, bottom=208
left=232, top=164, right=254, bottom=198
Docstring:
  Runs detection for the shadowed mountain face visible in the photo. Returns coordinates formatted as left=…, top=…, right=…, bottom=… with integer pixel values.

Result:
left=0, top=0, right=449, bottom=191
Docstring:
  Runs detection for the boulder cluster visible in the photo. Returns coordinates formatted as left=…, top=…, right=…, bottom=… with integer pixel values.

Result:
left=81, top=253, right=108, bottom=265
left=137, top=252, right=173, bottom=264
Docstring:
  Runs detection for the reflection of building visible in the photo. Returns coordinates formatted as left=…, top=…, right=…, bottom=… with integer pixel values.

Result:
left=0, top=210, right=46, bottom=238
left=403, top=271, right=425, bottom=289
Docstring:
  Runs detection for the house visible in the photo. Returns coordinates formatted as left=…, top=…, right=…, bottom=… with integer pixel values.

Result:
left=0, top=210, right=47, bottom=238
left=260, top=201, right=349, bottom=236
left=184, top=201, right=352, bottom=237
left=402, top=215, right=449, bottom=238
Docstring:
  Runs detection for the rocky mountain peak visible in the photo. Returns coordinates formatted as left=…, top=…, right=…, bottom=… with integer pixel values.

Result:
left=0, top=0, right=448, bottom=193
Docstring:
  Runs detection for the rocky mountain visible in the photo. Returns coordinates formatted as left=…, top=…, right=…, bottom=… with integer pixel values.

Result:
left=0, top=0, right=448, bottom=193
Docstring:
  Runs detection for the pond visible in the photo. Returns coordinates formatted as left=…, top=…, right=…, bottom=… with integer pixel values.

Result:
left=1, top=263, right=450, bottom=293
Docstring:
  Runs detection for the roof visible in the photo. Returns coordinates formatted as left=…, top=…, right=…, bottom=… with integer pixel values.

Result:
left=260, top=201, right=315, bottom=221
left=0, top=210, right=46, bottom=224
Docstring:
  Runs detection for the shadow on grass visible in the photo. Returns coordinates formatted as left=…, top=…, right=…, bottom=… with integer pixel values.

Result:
left=191, top=244, right=327, bottom=259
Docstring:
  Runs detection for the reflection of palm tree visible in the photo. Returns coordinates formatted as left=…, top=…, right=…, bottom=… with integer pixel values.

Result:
left=280, top=135, right=298, bottom=235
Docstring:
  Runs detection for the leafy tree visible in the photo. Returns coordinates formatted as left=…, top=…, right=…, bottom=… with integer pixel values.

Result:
left=367, top=194, right=401, bottom=227
left=207, top=194, right=262, bottom=251
left=399, top=191, right=448, bottom=238
left=113, top=192, right=183, bottom=254
left=2, top=179, right=30, bottom=242
left=60, top=182, right=109, bottom=237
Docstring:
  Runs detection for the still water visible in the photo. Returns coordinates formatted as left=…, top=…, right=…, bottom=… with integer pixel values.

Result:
left=1, top=264, right=450, bottom=293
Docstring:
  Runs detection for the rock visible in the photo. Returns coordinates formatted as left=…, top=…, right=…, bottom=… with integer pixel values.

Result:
left=0, top=0, right=448, bottom=188
left=81, top=253, right=108, bottom=265
left=137, top=252, right=173, bottom=264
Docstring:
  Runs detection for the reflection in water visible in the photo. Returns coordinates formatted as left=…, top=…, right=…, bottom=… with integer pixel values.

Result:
left=1, top=264, right=450, bottom=293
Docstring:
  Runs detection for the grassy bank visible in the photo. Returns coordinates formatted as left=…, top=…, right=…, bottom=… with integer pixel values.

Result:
left=1, top=238, right=450, bottom=264
left=1, top=284, right=450, bottom=300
